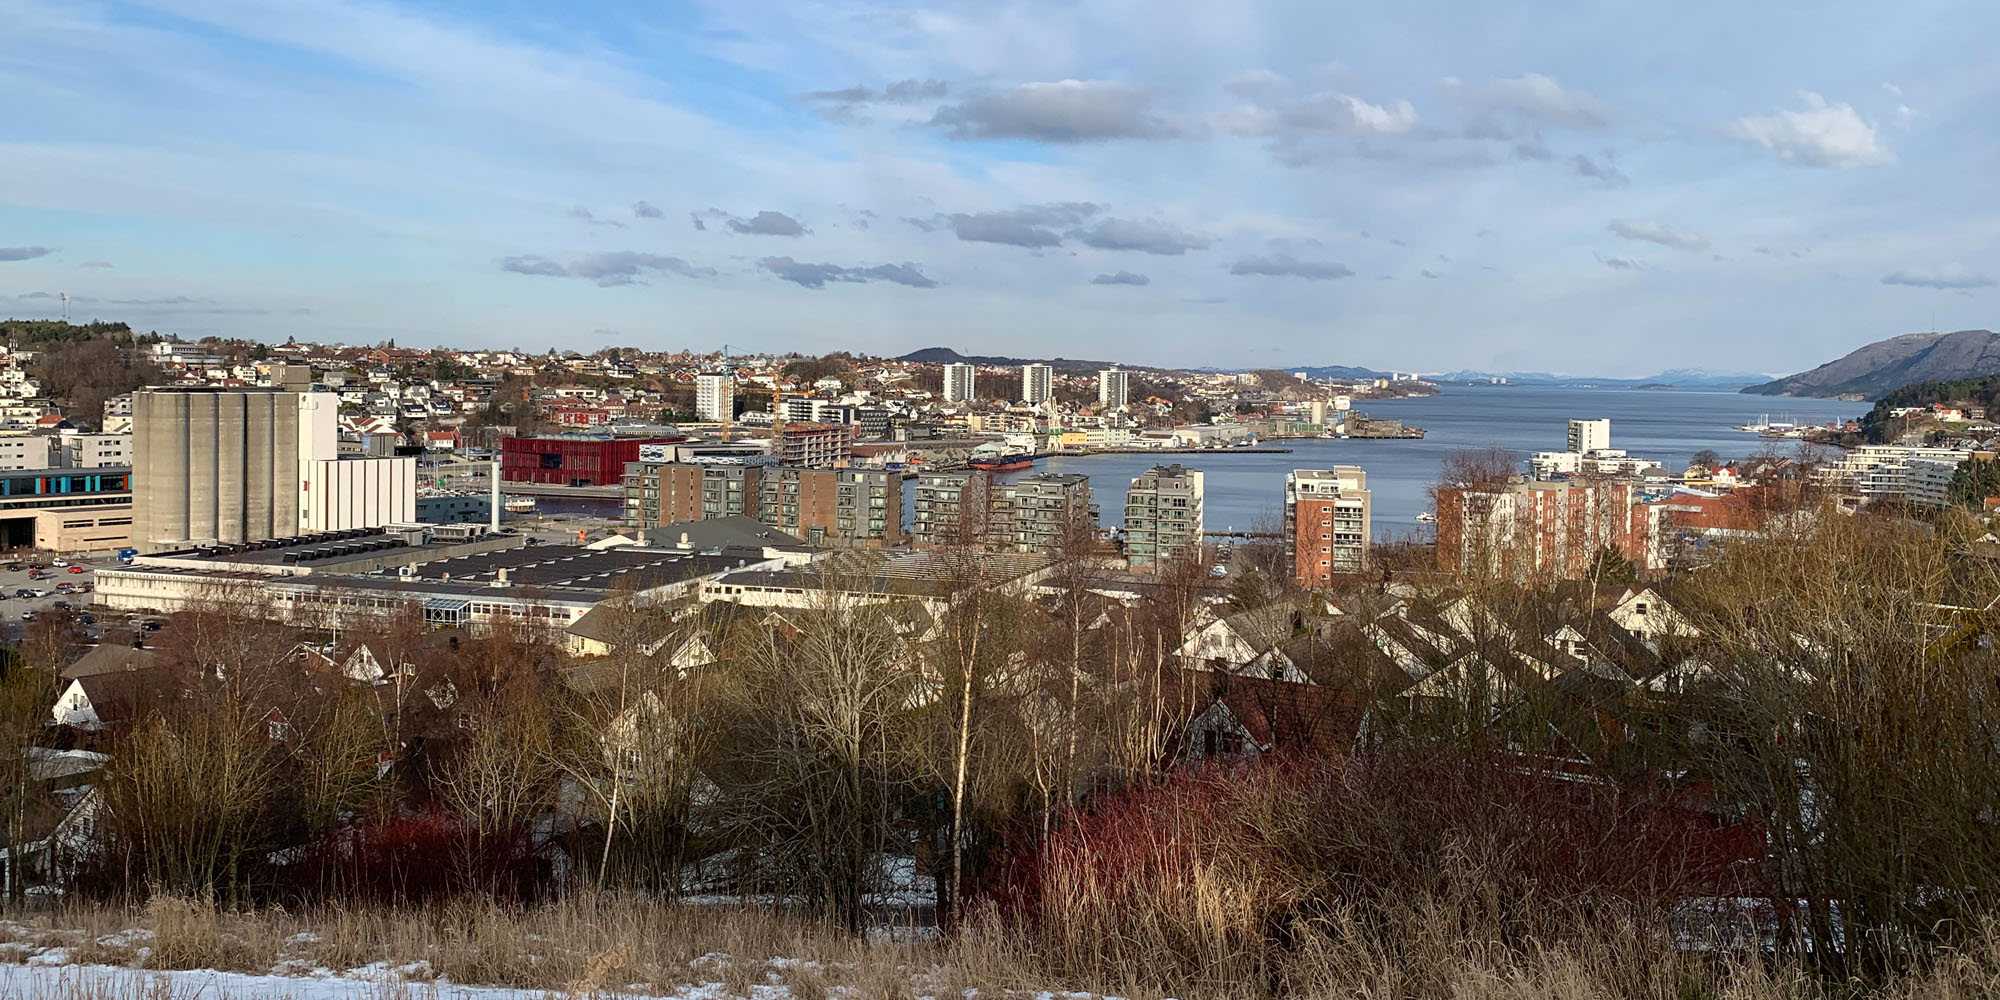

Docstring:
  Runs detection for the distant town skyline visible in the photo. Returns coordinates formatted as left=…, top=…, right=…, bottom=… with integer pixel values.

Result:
left=0, top=0, right=1994, bottom=375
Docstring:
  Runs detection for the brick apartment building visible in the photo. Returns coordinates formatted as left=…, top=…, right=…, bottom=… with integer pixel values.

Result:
left=1435, top=479, right=1656, bottom=581
left=1284, top=467, right=1371, bottom=586
left=623, top=460, right=902, bottom=547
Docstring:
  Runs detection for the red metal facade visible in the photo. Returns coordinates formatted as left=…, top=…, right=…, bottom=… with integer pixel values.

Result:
left=499, top=437, right=679, bottom=486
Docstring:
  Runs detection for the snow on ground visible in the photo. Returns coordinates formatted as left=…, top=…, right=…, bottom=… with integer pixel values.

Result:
left=0, top=963, right=759, bottom=999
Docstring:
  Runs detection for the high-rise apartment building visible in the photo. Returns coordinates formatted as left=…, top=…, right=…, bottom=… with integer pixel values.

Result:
left=1124, top=464, right=1204, bottom=570
left=1022, top=363, right=1054, bottom=405
left=133, top=387, right=413, bottom=552
left=942, top=363, right=977, bottom=404
left=1098, top=367, right=1130, bottom=409
left=695, top=374, right=734, bottom=422
left=1567, top=418, right=1611, bottom=455
left=1285, top=467, right=1371, bottom=586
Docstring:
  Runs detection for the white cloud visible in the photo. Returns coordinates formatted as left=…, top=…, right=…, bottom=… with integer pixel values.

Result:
left=1726, top=92, right=1893, bottom=167
left=1608, top=219, right=1710, bottom=252
left=931, top=80, right=1180, bottom=142
left=1881, top=265, right=1994, bottom=290
left=1440, top=72, right=1611, bottom=130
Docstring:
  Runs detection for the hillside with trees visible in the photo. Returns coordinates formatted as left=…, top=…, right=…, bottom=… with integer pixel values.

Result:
left=1856, top=373, right=2000, bottom=443
left=1, top=320, right=163, bottom=431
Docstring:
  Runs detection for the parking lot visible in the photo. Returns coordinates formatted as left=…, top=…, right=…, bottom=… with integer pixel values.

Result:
left=0, top=556, right=104, bottom=643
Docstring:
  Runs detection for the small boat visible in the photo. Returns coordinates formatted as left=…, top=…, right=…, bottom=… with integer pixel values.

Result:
left=1415, top=511, right=1437, bottom=523
left=504, top=496, right=536, bottom=514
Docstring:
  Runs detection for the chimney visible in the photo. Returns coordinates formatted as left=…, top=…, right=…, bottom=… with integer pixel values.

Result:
left=637, top=529, right=649, bottom=546
left=492, top=567, right=510, bottom=588
left=678, top=532, right=690, bottom=549
left=489, top=458, right=501, bottom=534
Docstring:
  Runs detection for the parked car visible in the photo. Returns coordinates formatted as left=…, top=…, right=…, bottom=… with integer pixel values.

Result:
left=65, top=566, right=83, bottom=574
left=139, top=619, right=164, bottom=632
left=50, top=560, right=67, bottom=568
left=19, top=612, right=34, bottom=622
left=51, top=601, right=70, bottom=611
left=12, top=589, right=31, bottom=599
left=1209, top=565, right=1228, bottom=577
left=3, top=563, right=19, bottom=573
left=54, top=582, right=73, bottom=592
left=76, top=613, right=95, bottom=625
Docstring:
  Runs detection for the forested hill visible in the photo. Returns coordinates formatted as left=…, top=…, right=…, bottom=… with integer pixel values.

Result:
left=1859, top=375, right=2000, bottom=443
left=0, top=319, right=143, bottom=349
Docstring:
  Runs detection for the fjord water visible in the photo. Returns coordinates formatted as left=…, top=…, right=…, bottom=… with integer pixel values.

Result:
left=996, top=385, right=1863, bottom=539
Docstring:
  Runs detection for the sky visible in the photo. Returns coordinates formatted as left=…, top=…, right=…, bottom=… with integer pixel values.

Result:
left=0, top=0, right=1995, bottom=376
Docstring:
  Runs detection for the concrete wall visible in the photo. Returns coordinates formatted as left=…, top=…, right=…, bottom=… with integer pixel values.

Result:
left=301, top=456, right=418, bottom=533
left=34, top=504, right=134, bottom=553
left=133, top=389, right=318, bottom=551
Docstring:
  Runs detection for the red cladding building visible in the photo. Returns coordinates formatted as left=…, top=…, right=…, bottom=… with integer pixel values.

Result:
left=500, top=436, right=680, bottom=487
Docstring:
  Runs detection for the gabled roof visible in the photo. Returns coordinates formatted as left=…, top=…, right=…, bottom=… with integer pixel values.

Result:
left=62, top=643, right=158, bottom=681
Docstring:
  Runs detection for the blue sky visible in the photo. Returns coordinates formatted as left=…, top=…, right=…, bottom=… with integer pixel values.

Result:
left=0, top=0, right=1994, bottom=374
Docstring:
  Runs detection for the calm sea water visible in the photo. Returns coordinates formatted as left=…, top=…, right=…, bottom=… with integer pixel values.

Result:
left=991, top=385, right=1862, bottom=540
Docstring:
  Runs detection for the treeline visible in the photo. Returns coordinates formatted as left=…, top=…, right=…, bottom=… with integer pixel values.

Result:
left=1859, top=373, right=2000, bottom=442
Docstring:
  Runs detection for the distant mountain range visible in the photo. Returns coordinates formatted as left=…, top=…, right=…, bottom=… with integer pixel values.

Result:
left=899, top=347, right=1781, bottom=388
left=1742, top=329, right=2000, bottom=399
left=1434, top=368, right=1772, bottom=388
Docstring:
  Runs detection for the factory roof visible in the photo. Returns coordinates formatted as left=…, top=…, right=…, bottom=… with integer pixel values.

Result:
left=105, top=542, right=780, bottom=605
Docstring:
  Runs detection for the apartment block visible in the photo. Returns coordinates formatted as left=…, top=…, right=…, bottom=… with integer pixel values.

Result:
left=1098, top=367, right=1130, bottom=409
left=942, top=363, right=977, bottom=404
left=1824, top=445, right=1982, bottom=507
left=1285, top=467, right=1371, bottom=586
left=1022, top=363, right=1054, bottom=405
left=775, top=421, right=857, bottom=468
left=990, top=473, right=1095, bottom=554
left=1567, top=418, right=1611, bottom=454
left=622, top=461, right=766, bottom=527
left=912, top=469, right=990, bottom=547
left=694, top=374, right=734, bottom=422
left=1125, top=464, right=1204, bottom=570
left=757, top=467, right=903, bottom=547
left=1435, top=479, right=1653, bottom=582
left=59, top=432, right=132, bottom=469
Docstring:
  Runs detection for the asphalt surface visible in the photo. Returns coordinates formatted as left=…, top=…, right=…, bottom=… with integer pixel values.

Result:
left=0, top=557, right=104, bottom=643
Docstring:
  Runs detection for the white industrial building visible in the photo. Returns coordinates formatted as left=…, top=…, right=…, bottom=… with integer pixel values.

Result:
left=132, top=388, right=418, bottom=552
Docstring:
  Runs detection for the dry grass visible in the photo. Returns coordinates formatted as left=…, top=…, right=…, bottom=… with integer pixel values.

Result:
left=0, top=894, right=1996, bottom=999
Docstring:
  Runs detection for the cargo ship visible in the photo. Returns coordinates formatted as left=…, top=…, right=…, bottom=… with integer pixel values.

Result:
left=968, top=453, right=1034, bottom=472
left=968, top=434, right=1038, bottom=472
